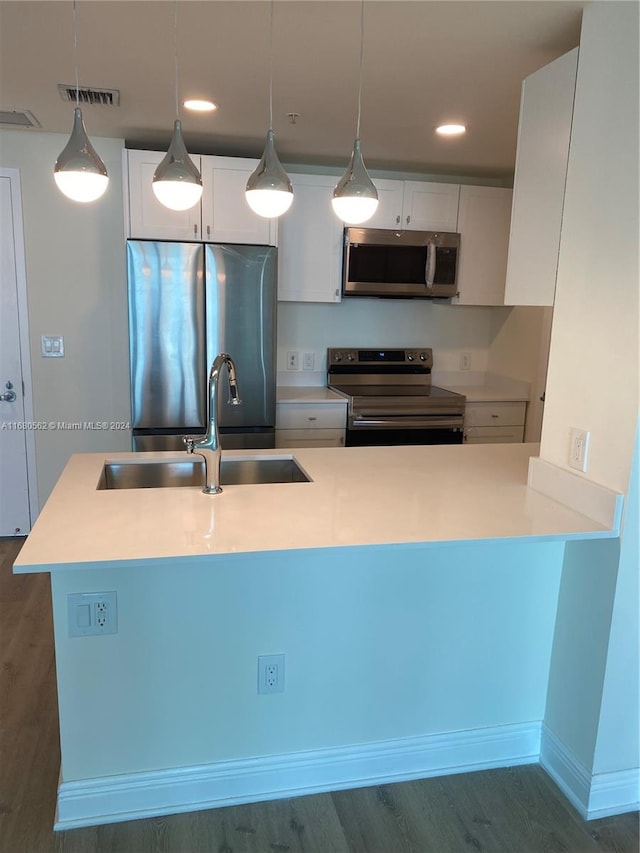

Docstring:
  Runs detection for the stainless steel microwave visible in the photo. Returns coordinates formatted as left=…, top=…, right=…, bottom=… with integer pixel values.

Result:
left=342, top=227, right=460, bottom=299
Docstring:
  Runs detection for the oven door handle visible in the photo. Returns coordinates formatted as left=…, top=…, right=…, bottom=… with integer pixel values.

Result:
left=425, top=241, right=437, bottom=291
left=351, top=416, right=463, bottom=429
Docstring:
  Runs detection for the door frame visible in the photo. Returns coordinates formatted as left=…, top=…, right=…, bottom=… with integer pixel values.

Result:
left=1, top=167, right=38, bottom=526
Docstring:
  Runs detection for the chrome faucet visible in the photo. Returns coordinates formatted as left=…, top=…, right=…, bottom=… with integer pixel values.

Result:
left=183, top=353, right=241, bottom=494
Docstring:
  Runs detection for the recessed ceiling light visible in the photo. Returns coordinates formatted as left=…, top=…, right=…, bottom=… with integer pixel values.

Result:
left=435, top=124, right=466, bottom=136
left=184, top=99, right=217, bottom=113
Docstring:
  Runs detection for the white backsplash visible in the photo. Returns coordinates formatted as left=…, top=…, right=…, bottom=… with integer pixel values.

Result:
left=276, top=299, right=495, bottom=384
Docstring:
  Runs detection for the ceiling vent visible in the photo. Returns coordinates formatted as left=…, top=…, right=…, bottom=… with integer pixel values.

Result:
left=57, top=84, right=120, bottom=107
left=0, top=109, right=41, bottom=128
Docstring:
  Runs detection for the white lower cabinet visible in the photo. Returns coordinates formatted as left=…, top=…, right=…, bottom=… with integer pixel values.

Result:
left=276, top=401, right=347, bottom=447
left=464, top=401, right=526, bottom=444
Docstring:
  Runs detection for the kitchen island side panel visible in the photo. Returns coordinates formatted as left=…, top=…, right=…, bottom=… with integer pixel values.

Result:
left=51, top=540, right=563, bottom=782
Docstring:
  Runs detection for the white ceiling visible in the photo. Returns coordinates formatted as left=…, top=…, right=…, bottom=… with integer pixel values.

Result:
left=0, top=1, right=586, bottom=179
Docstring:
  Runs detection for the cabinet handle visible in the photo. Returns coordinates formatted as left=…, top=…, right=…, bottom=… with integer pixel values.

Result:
left=335, top=288, right=340, bottom=299
left=206, top=225, right=211, bottom=239
left=193, top=224, right=198, bottom=236
left=396, top=215, right=401, bottom=225
left=491, top=413, right=499, bottom=419
left=406, top=215, right=411, bottom=225
left=308, top=416, right=317, bottom=422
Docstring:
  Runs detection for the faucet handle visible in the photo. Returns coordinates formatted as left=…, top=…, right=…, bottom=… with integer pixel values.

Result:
left=183, top=435, right=196, bottom=453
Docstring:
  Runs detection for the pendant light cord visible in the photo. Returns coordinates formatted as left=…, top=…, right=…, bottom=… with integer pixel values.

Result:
left=72, top=0, right=79, bottom=107
left=356, top=0, right=365, bottom=139
left=173, top=0, right=179, bottom=118
left=268, top=0, right=274, bottom=130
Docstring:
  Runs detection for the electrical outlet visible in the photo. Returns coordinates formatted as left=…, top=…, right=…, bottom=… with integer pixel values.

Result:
left=68, top=591, right=117, bottom=637
left=569, top=428, right=590, bottom=472
left=286, top=351, right=299, bottom=371
left=257, top=654, right=285, bottom=694
left=460, top=351, right=471, bottom=370
left=303, top=351, right=315, bottom=371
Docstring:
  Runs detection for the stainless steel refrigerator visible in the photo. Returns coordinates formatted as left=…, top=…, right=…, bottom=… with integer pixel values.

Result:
left=127, top=240, right=277, bottom=451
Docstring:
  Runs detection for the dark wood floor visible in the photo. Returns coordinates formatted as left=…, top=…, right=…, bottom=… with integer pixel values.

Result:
left=1, top=535, right=638, bottom=853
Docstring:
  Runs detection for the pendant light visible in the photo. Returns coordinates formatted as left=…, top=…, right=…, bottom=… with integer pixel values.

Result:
left=54, top=0, right=108, bottom=203
left=332, top=0, right=378, bottom=225
left=245, top=1, right=293, bottom=218
left=152, top=0, right=203, bottom=212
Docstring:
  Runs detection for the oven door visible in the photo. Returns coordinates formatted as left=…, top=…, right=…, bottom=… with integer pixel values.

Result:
left=346, top=415, right=464, bottom=446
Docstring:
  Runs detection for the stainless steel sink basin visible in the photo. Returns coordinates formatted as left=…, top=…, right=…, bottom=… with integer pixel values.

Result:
left=97, top=456, right=311, bottom=490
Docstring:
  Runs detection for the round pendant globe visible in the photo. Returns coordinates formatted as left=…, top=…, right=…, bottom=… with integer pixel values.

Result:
left=54, top=170, right=109, bottom=203
left=246, top=188, right=293, bottom=218
left=331, top=195, right=378, bottom=225
left=152, top=179, right=203, bottom=211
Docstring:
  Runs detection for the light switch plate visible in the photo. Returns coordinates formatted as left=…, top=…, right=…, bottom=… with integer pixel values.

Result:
left=41, top=335, right=65, bottom=357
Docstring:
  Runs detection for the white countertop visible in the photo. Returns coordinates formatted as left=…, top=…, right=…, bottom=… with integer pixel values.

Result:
left=14, top=444, right=614, bottom=574
left=276, top=386, right=347, bottom=404
left=440, top=385, right=529, bottom=403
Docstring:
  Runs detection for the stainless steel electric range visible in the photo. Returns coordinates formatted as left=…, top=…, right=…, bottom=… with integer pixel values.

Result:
left=327, top=347, right=466, bottom=446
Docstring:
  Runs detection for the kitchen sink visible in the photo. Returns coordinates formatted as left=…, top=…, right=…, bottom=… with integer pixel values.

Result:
left=97, top=456, right=311, bottom=490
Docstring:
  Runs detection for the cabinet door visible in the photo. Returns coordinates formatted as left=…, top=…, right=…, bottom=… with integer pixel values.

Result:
left=362, top=179, right=405, bottom=229
left=401, top=181, right=460, bottom=231
left=504, top=48, right=578, bottom=306
left=200, top=156, right=276, bottom=245
left=126, top=150, right=201, bottom=240
left=454, top=186, right=513, bottom=305
left=278, top=174, right=343, bottom=303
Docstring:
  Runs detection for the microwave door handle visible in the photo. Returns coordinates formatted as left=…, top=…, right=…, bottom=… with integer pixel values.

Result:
left=425, top=242, right=436, bottom=290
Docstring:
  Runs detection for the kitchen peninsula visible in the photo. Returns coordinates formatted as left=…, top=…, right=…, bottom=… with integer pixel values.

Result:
left=14, top=443, right=622, bottom=830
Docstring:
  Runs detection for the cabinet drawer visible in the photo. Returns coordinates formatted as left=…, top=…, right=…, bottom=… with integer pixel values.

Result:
left=276, top=429, right=345, bottom=448
left=465, top=401, right=526, bottom=427
left=464, top=425, right=525, bottom=444
left=276, top=403, right=347, bottom=430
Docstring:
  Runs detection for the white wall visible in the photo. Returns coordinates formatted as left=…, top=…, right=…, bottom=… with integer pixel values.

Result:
left=51, top=540, right=564, bottom=780
left=488, top=306, right=553, bottom=440
left=0, top=131, right=131, bottom=505
left=539, top=0, right=640, bottom=807
left=592, top=427, right=640, bottom=776
left=539, top=1, right=639, bottom=493
left=277, top=300, right=495, bottom=383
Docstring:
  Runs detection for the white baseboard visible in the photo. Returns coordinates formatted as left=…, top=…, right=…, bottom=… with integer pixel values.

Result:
left=527, top=457, right=623, bottom=531
left=588, top=768, right=640, bottom=820
left=55, top=721, right=541, bottom=830
left=540, top=724, right=640, bottom=820
left=540, top=724, right=592, bottom=817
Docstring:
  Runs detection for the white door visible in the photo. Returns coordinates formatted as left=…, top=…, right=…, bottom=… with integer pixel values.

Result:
left=0, top=173, right=32, bottom=534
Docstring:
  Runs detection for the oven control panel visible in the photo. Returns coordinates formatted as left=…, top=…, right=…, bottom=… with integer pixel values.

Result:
left=328, top=348, right=433, bottom=368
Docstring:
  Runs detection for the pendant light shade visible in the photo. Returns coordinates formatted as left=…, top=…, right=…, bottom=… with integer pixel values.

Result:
left=331, top=138, right=378, bottom=224
left=333, top=1, right=378, bottom=225
left=152, top=119, right=203, bottom=211
left=246, top=129, right=293, bottom=218
left=245, top=1, right=293, bottom=219
left=54, top=107, right=109, bottom=202
left=54, top=1, right=108, bottom=203
left=153, top=0, right=203, bottom=212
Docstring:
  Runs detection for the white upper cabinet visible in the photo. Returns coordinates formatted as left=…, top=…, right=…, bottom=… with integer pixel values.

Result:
left=504, top=48, right=579, bottom=306
left=365, top=179, right=460, bottom=231
left=124, top=150, right=276, bottom=245
left=454, top=185, right=513, bottom=306
left=200, top=156, right=276, bottom=246
left=278, top=174, right=343, bottom=303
